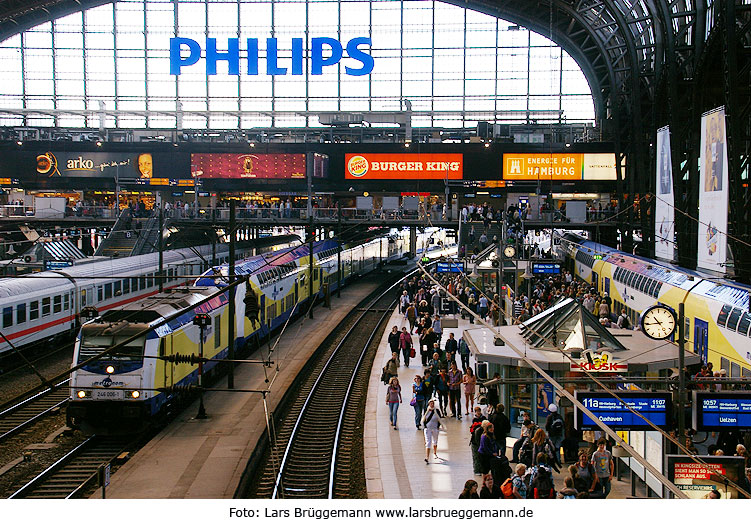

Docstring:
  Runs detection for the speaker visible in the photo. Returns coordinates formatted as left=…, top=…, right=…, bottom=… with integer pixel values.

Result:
left=476, top=361, right=488, bottom=380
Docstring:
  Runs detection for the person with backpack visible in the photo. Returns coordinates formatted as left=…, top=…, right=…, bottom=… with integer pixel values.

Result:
left=591, top=438, right=614, bottom=498
left=531, top=428, right=561, bottom=472
left=557, top=476, right=578, bottom=499
left=544, top=404, right=565, bottom=463
left=422, top=399, right=444, bottom=464
left=470, top=418, right=488, bottom=476
left=529, top=453, right=555, bottom=499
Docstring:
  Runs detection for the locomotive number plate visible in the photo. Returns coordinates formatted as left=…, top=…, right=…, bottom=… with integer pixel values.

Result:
left=92, top=389, right=123, bottom=400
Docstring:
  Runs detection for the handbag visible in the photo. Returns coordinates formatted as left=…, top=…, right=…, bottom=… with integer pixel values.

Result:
left=409, top=347, right=416, bottom=358
left=410, top=396, right=417, bottom=407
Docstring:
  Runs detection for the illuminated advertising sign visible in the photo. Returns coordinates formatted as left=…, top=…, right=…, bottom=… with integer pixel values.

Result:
left=190, top=153, right=305, bottom=179
left=170, top=37, right=373, bottom=76
left=503, top=153, right=583, bottom=180
left=667, top=455, right=745, bottom=499
left=575, top=391, right=672, bottom=430
left=35, top=152, right=153, bottom=179
left=345, top=153, right=463, bottom=180
left=502, top=153, right=621, bottom=180
left=692, top=391, right=751, bottom=430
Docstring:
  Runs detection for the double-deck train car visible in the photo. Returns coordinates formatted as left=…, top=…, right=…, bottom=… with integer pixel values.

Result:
left=560, top=233, right=751, bottom=378
left=67, top=229, right=444, bottom=433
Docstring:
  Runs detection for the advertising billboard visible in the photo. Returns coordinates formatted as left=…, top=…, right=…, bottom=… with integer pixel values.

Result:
left=655, top=126, right=675, bottom=261
left=503, top=153, right=621, bottom=180
left=667, top=455, right=745, bottom=499
left=581, top=153, right=619, bottom=180
left=698, top=107, right=729, bottom=273
left=190, top=153, right=305, bottom=179
left=692, top=391, right=751, bottom=430
left=575, top=391, right=672, bottom=430
left=345, top=153, right=463, bottom=180
left=35, top=152, right=153, bottom=179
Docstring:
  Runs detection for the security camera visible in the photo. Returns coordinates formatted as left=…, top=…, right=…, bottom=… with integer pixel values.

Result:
left=348, top=187, right=355, bottom=193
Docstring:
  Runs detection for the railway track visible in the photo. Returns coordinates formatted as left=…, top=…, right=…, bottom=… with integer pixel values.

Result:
left=0, top=380, right=70, bottom=442
left=248, top=282, right=397, bottom=499
left=8, top=436, right=131, bottom=499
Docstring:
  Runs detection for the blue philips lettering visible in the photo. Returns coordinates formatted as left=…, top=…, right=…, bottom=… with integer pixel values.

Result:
left=311, top=37, right=343, bottom=75
left=266, top=38, right=287, bottom=75
left=206, top=38, right=240, bottom=75
left=345, top=37, right=374, bottom=76
left=247, top=38, right=259, bottom=75
left=170, top=37, right=202, bottom=75
left=169, top=37, right=374, bottom=76
left=291, top=38, right=304, bottom=75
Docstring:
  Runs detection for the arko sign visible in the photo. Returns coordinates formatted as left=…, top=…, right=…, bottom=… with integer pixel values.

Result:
left=170, top=37, right=374, bottom=76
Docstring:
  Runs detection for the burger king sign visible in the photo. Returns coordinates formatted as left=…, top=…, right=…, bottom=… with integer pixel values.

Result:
left=345, top=153, right=463, bottom=180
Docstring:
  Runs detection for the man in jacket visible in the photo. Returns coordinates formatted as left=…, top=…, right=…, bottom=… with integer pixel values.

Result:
left=444, top=332, right=458, bottom=365
left=399, top=327, right=413, bottom=368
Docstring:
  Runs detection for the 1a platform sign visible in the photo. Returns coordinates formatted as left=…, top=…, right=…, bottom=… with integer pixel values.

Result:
left=575, top=391, right=673, bottom=430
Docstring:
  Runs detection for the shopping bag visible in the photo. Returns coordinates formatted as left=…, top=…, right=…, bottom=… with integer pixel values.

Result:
left=409, top=348, right=416, bottom=358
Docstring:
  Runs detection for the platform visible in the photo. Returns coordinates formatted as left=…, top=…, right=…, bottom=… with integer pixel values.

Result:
left=365, top=309, right=637, bottom=499
left=91, top=281, right=380, bottom=499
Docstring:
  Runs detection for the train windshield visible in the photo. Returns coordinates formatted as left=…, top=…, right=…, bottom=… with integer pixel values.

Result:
left=79, top=334, right=146, bottom=362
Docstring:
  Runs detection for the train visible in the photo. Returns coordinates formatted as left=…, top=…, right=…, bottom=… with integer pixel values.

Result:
left=66, top=228, right=446, bottom=434
left=559, top=232, right=751, bottom=378
left=0, top=239, right=291, bottom=360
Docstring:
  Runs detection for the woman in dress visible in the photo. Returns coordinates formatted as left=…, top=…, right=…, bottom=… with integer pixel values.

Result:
left=463, top=366, right=477, bottom=415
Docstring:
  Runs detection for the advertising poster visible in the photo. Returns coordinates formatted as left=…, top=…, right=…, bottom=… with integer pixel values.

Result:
left=190, top=153, right=305, bottom=179
left=697, top=108, right=729, bottom=273
left=581, top=153, right=619, bottom=180
left=503, top=153, right=583, bottom=180
left=345, top=153, right=463, bottom=180
left=667, top=455, right=745, bottom=498
left=35, top=152, right=153, bottom=179
left=655, top=126, right=675, bottom=261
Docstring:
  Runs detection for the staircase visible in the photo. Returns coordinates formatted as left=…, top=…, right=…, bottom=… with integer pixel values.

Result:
left=93, top=209, right=141, bottom=258
left=131, top=215, right=162, bottom=256
left=459, top=221, right=505, bottom=255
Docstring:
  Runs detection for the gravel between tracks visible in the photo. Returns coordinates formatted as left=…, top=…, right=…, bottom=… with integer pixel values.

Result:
left=0, top=350, right=74, bottom=405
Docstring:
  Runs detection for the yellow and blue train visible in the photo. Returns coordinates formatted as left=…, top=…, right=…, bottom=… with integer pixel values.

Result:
left=559, top=233, right=751, bottom=378
left=67, top=229, right=443, bottom=433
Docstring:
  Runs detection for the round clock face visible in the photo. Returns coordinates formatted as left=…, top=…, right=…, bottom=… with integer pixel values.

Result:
left=503, top=245, right=516, bottom=258
left=640, top=305, right=677, bottom=340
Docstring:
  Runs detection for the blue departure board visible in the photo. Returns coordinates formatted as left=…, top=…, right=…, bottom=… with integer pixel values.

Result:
left=692, top=392, right=751, bottom=430
left=575, top=391, right=673, bottom=430
left=436, top=262, right=463, bottom=273
left=532, top=262, right=561, bottom=275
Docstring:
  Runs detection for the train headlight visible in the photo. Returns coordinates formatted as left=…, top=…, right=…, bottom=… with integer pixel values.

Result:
left=77, top=390, right=87, bottom=399
left=106, top=365, right=115, bottom=374
left=130, top=390, right=140, bottom=399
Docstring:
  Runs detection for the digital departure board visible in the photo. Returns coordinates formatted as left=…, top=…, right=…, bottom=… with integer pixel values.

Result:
left=692, top=391, right=751, bottom=431
left=532, top=262, right=561, bottom=275
left=436, top=262, right=463, bottom=273
left=575, top=391, right=673, bottom=430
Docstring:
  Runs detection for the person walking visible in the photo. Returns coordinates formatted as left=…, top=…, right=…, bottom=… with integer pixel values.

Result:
left=458, top=336, right=471, bottom=372
left=386, top=377, right=402, bottom=430
left=412, top=374, right=427, bottom=429
left=422, top=399, right=443, bottom=464
left=384, top=352, right=399, bottom=382
left=448, top=361, right=463, bottom=419
left=462, top=367, right=477, bottom=415
left=545, top=404, right=565, bottom=460
left=400, top=290, right=410, bottom=315
left=435, top=367, right=450, bottom=414
left=399, top=327, right=413, bottom=367
left=591, top=438, right=614, bottom=497
left=388, top=326, right=401, bottom=366
left=444, top=332, right=458, bottom=365
left=406, top=302, right=417, bottom=333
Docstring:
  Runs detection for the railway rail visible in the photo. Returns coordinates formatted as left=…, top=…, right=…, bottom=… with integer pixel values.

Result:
left=247, top=280, right=399, bottom=498
left=8, top=436, right=132, bottom=499
left=0, top=380, right=70, bottom=443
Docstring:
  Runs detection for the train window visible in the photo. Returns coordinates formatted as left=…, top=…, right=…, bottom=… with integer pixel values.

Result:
left=53, top=295, right=62, bottom=314
left=286, top=293, right=294, bottom=311
left=739, top=313, right=751, bottom=336
left=80, top=290, right=86, bottom=308
left=732, top=362, right=741, bottom=378
left=42, top=297, right=51, bottom=317
left=133, top=278, right=139, bottom=292
left=16, top=303, right=26, bottom=324
left=139, top=276, right=146, bottom=290
left=147, top=275, right=153, bottom=289
left=97, top=285, right=103, bottom=302
left=717, top=304, right=732, bottom=327
left=104, top=284, right=112, bottom=300
left=30, top=301, right=39, bottom=320
left=637, top=275, right=649, bottom=292
left=2, top=307, right=12, bottom=328
left=214, top=315, right=221, bottom=349
left=123, top=278, right=130, bottom=295
left=63, top=293, right=69, bottom=311
left=721, top=357, right=730, bottom=375
left=726, top=308, right=743, bottom=331
left=114, top=281, right=122, bottom=296
left=626, top=271, right=636, bottom=287
left=647, top=279, right=658, bottom=296
left=744, top=367, right=751, bottom=378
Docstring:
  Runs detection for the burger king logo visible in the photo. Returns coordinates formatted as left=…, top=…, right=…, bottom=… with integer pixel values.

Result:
left=348, top=155, right=369, bottom=177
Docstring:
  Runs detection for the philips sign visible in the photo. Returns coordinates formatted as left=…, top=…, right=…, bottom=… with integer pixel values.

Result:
left=169, top=37, right=374, bottom=76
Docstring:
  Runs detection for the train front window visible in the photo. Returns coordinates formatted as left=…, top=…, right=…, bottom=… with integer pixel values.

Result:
left=79, top=334, right=146, bottom=362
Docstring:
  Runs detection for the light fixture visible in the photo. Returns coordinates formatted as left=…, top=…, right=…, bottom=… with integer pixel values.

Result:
left=484, top=142, right=490, bottom=148
left=16, top=141, right=22, bottom=146
left=249, top=142, right=255, bottom=148
left=77, top=390, right=87, bottom=399
left=130, top=390, right=140, bottom=399
left=404, top=141, right=411, bottom=148
left=96, top=141, right=102, bottom=147
left=106, top=365, right=115, bottom=374
left=565, top=143, right=571, bottom=148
